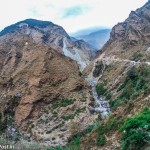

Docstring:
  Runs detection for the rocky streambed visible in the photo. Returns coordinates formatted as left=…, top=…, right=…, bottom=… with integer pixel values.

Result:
left=86, top=78, right=111, bottom=118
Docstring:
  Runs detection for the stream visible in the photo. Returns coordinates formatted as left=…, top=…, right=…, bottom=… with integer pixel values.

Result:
left=87, top=78, right=111, bottom=118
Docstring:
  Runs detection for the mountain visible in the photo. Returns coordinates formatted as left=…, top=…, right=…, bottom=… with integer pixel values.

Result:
left=0, top=19, right=95, bottom=71
left=72, top=1, right=150, bottom=150
left=76, top=29, right=111, bottom=50
left=0, top=19, right=101, bottom=147
left=70, top=27, right=106, bottom=37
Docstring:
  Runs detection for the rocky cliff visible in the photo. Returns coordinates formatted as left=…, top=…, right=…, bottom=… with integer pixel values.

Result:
left=100, top=1, right=150, bottom=61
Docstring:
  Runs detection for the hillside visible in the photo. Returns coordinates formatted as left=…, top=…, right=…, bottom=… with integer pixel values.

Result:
left=0, top=22, right=98, bottom=147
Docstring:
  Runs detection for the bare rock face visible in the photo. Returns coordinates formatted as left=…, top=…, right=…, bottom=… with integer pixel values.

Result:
left=100, top=1, right=150, bottom=61
left=0, top=19, right=94, bottom=71
left=0, top=35, right=96, bottom=145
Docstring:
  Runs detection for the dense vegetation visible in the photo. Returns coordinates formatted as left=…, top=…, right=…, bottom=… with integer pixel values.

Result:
left=120, top=107, right=150, bottom=150
left=96, top=83, right=112, bottom=101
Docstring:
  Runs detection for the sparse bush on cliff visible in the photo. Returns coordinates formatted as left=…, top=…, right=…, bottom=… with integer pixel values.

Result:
left=69, top=122, right=81, bottom=136
left=110, top=66, right=149, bottom=110
left=51, top=98, right=76, bottom=109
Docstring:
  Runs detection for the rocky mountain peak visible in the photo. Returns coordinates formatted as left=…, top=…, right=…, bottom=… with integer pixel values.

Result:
left=0, top=19, right=68, bottom=37
left=100, top=1, right=150, bottom=61
left=0, top=19, right=95, bottom=71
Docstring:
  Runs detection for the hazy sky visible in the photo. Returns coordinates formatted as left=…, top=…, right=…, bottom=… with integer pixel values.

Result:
left=0, top=0, right=148, bottom=33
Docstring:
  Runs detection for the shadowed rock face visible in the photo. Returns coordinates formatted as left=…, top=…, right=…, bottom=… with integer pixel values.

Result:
left=0, top=34, right=96, bottom=145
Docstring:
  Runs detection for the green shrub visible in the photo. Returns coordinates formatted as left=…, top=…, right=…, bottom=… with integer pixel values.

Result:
left=96, top=83, right=107, bottom=96
left=51, top=98, right=76, bottom=109
left=61, top=114, right=75, bottom=121
left=59, top=99, right=76, bottom=107
left=120, top=107, right=150, bottom=150
left=105, top=93, right=112, bottom=100
left=110, top=98, right=122, bottom=110
left=96, top=115, right=124, bottom=136
left=96, top=135, right=106, bottom=147
left=85, top=124, right=94, bottom=134
left=52, top=111, right=58, bottom=118
left=80, top=99, right=86, bottom=102
left=75, top=107, right=86, bottom=114
left=132, top=52, right=142, bottom=61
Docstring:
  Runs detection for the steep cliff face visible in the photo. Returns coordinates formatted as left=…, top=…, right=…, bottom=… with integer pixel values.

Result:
left=0, top=34, right=96, bottom=146
left=0, top=19, right=94, bottom=70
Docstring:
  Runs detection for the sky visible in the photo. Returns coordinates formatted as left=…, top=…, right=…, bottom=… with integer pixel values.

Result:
left=0, top=0, right=148, bottom=34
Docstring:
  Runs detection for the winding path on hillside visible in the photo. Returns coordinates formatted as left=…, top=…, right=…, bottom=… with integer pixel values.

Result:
left=102, top=57, right=150, bottom=66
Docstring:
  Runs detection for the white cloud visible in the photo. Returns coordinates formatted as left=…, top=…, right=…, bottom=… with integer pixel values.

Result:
left=0, top=0, right=148, bottom=33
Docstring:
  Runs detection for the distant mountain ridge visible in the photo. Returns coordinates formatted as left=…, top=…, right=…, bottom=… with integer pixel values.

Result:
left=75, top=29, right=111, bottom=50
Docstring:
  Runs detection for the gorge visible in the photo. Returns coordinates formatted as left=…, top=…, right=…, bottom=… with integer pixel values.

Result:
left=0, top=1, right=150, bottom=150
